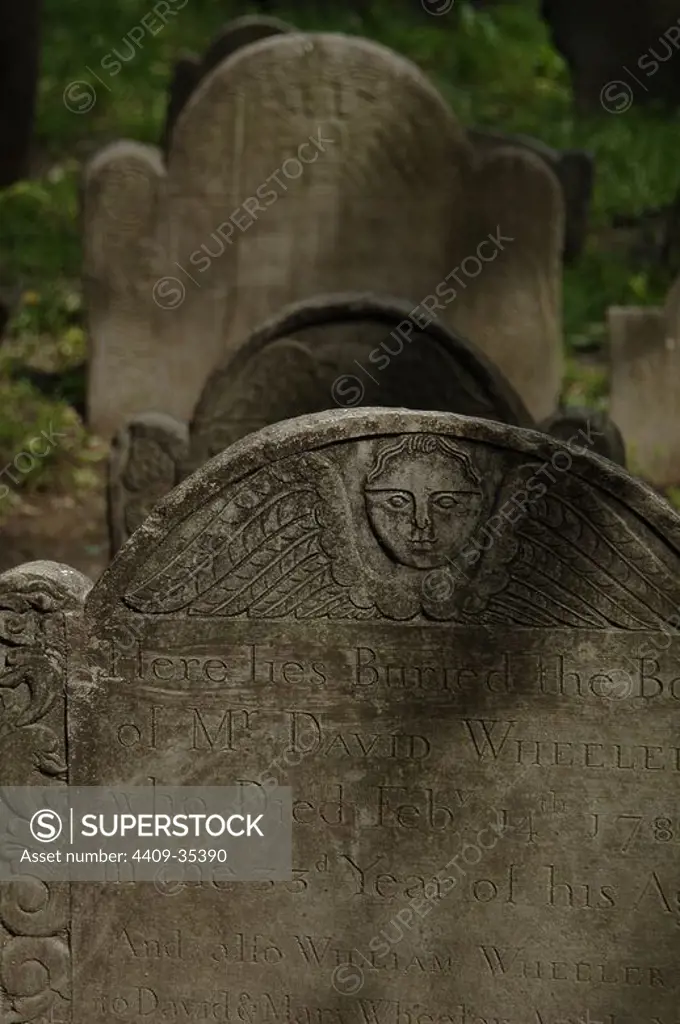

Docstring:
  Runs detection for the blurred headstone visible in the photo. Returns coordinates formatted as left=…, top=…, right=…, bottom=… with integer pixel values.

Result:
left=107, top=292, right=534, bottom=554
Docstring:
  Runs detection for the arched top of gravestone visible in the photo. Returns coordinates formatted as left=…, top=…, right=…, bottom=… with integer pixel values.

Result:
left=162, top=15, right=294, bottom=153
left=169, top=31, right=471, bottom=180
left=540, top=407, right=627, bottom=467
left=86, top=409, right=680, bottom=629
left=187, top=292, right=534, bottom=469
left=82, top=140, right=164, bottom=269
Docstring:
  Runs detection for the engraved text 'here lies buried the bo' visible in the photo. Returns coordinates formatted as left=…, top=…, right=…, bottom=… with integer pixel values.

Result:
left=13, top=410, right=680, bottom=1024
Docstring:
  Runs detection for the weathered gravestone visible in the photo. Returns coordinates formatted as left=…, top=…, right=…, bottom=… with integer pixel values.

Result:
left=0, top=560, right=91, bottom=1022
left=161, top=15, right=294, bottom=155
left=450, top=145, right=564, bottom=422
left=539, top=407, right=627, bottom=467
left=107, top=292, right=534, bottom=555
left=609, top=282, right=680, bottom=486
left=84, top=32, right=472, bottom=439
left=8, top=407, right=680, bottom=1020
left=84, top=32, right=563, bottom=440
left=468, top=128, right=594, bottom=264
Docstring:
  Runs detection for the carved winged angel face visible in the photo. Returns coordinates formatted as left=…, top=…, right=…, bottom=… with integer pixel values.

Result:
left=363, top=435, right=484, bottom=570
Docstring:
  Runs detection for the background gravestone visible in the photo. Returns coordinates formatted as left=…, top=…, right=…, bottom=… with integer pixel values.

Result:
left=454, top=145, right=565, bottom=422
left=65, top=406, right=680, bottom=1022
left=0, top=561, right=91, bottom=1024
left=84, top=32, right=563, bottom=440
left=84, top=32, right=475, bottom=439
left=469, top=127, right=594, bottom=264
left=609, top=280, right=680, bottom=486
left=107, top=292, right=534, bottom=555
left=160, top=15, right=294, bottom=155
left=540, top=407, right=627, bottom=467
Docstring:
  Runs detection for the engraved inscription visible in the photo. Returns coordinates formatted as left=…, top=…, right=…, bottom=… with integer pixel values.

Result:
left=70, top=418, right=680, bottom=1023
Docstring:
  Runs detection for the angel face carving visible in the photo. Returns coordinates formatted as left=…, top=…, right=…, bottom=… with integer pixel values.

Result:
left=364, top=435, right=484, bottom=569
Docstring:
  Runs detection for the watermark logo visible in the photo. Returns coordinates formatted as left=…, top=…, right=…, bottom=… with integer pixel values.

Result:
left=63, top=81, right=97, bottom=114
left=421, top=0, right=455, bottom=14
left=30, top=809, right=63, bottom=843
left=331, top=963, right=365, bottom=996
left=153, top=276, right=186, bottom=310
left=331, top=375, right=365, bottom=408
left=600, top=80, right=635, bottom=114
left=63, top=0, right=188, bottom=114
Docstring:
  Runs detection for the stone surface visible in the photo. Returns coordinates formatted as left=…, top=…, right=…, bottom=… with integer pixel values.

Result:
left=454, top=145, right=564, bottom=421
left=609, top=293, right=680, bottom=486
left=106, top=292, right=534, bottom=555
left=58, top=406, right=680, bottom=1022
left=540, top=407, right=627, bottom=467
left=0, top=560, right=91, bottom=1024
left=469, top=128, right=594, bottom=263
left=83, top=140, right=167, bottom=439
left=108, top=412, right=189, bottom=556
left=161, top=16, right=293, bottom=155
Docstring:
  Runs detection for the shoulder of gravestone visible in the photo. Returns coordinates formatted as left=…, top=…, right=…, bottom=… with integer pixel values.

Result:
left=201, top=290, right=534, bottom=428
left=469, top=127, right=560, bottom=166
left=84, top=408, right=680, bottom=618
left=0, top=561, right=92, bottom=612
left=188, top=31, right=469, bottom=148
left=113, top=411, right=190, bottom=446
left=474, top=141, right=563, bottom=187
left=84, top=138, right=164, bottom=175
left=538, top=408, right=627, bottom=467
left=109, top=412, right=189, bottom=499
left=216, top=14, right=295, bottom=35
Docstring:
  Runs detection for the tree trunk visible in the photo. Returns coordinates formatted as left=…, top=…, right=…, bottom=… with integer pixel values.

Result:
left=0, top=0, right=42, bottom=188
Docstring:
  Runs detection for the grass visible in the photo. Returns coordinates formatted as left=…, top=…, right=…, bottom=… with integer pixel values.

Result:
left=0, top=0, right=677, bottom=512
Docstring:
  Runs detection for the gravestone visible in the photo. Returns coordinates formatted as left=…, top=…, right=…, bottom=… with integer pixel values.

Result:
left=454, top=145, right=564, bottom=422
left=83, top=140, right=168, bottom=439
left=108, top=411, right=189, bottom=557
left=0, top=560, right=91, bottom=1022
left=107, top=292, right=534, bottom=554
left=91, top=31, right=570, bottom=440
left=160, top=16, right=294, bottom=155
left=468, top=128, right=594, bottom=263
left=540, top=407, right=627, bottom=466
left=85, top=32, right=564, bottom=439
left=12, top=407, right=680, bottom=1020
left=609, top=287, right=680, bottom=486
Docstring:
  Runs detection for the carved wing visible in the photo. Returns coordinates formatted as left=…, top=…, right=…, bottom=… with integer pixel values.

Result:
left=124, top=454, right=378, bottom=619
left=467, top=465, right=680, bottom=629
